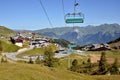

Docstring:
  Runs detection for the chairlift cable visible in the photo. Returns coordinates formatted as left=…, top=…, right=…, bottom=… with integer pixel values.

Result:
left=38, top=0, right=54, bottom=28
left=62, top=0, right=84, bottom=69
left=62, top=0, right=67, bottom=27
left=72, top=0, right=79, bottom=43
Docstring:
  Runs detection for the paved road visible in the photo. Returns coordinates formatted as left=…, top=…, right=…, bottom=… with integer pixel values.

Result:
left=2, top=47, right=33, bottom=61
left=2, top=48, right=87, bottom=62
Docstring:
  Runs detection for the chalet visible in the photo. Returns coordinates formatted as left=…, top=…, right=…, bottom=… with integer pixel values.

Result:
left=93, top=44, right=111, bottom=51
left=10, top=36, right=24, bottom=47
left=83, top=43, right=111, bottom=51
left=30, top=38, right=50, bottom=48
left=83, top=44, right=94, bottom=51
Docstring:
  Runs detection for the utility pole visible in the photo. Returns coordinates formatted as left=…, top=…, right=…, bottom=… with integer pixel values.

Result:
left=68, top=44, right=76, bottom=69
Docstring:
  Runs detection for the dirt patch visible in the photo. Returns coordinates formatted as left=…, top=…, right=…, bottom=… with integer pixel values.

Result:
left=107, top=58, right=114, bottom=63
left=89, top=54, right=120, bottom=64
left=89, top=54, right=101, bottom=63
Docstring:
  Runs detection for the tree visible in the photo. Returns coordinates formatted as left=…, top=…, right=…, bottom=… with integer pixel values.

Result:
left=1, top=57, right=4, bottom=63
left=43, top=47, right=59, bottom=67
left=10, top=37, right=15, bottom=44
left=44, top=50, right=53, bottom=67
left=1, top=55, right=7, bottom=63
left=28, top=57, right=34, bottom=64
left=82, top=61, right=85, bottom=65
left=71, top=59, right=78, bottom=72
left=110, top=58, right=119, bottom=75
left=72, top=59, right=78, bottom=66
left=0, top=41, right=3, bottom=51
left=87, top=58, right=92, bottom=69
left=98, top=52, right=107, bottom=74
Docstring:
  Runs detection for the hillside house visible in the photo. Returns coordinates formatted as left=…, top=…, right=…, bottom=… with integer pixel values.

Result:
left=10, top=36, right=24, bottom=47
left=30, top=38, right=50, bottom=48
left=83, top=44, right=111, bottom=51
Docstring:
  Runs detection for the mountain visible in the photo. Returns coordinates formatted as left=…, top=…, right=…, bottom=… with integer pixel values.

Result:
left=0, top=26, right=17, bottom=38
left=14, top=29, right=33, bottom=32
left=34, top=23, right=120, bottom=46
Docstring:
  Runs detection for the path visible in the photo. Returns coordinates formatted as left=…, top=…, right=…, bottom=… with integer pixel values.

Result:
left=1, top=47, right=33, bottom=61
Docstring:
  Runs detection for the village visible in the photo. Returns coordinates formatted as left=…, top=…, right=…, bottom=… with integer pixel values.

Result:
left=0, top=0, right=120, bottom=79
left=6, top=32, right=118, bottom=62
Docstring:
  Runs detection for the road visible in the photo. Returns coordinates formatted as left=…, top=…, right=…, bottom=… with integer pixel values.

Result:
left=2, top=47, right=33, bottom=61
left=1, top=47, right=87, bottom=62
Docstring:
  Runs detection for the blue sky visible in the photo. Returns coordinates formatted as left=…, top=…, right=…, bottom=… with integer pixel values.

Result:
left=0, top=0, right=120, bottom=30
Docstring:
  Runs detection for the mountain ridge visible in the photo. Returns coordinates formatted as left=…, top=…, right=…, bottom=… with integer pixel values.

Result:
left=34, top=23, right=120, bottom=46
left=0, top=26, right=17, bottom=38
left=1, top=23, right=120, bottom=46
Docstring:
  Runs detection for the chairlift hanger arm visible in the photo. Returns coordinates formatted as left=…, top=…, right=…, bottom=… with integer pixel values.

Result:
left=64, top=0, right=84, bottom=23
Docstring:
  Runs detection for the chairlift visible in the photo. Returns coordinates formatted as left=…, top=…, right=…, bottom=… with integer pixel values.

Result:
left=68, top=42, right=77, bottom=48
left=65, top=12, right=84, bottom=23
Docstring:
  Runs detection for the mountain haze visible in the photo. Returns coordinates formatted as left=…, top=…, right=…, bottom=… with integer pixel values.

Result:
left=34, top=23, right=120, bottom=45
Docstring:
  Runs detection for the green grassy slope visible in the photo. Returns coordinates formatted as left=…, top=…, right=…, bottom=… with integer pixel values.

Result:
left=0, top=63, right=120, bottom=80
left=0, top=26, right=17, bottom=38
left=0, top=40, right=20, bottom=53
left=86, top=50, right=120, bottom=63
left=58, top=54, right=89, bottom=69
left=17, top=44, right=58, bottom=58
left=0, top=63, right=93, bottom=80
left=108, top=37, right=120, bottom=47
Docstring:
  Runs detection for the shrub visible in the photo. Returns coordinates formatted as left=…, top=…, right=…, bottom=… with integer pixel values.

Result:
left=28, top=57, right=34, bottom=64
left=43, top=47, right=59, bottom=67
left=98, top=52, right=107, bottom=74
left=110, top=58, right=119, bottom=75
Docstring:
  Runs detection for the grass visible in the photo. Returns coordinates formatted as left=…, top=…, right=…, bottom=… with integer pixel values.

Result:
left=91, top=75, right=120, bottom=80
left=0, top=63, right=93, bottom=80
left=17, top=44, right=58, bottom=58
left=0, top=40, right=20, bottom=52
left=86, top=50, right=120, bottom=59
left=108, top=38, right=120, bottom=47
left=57, top=54, right=90, bottom=69
left=1, top=48, right=120, bottom=80
left=0, top=26, right=17, bottom=38
left=22, top=41, right=30, bottom=48
left=0, top=63, right=120, bottom=80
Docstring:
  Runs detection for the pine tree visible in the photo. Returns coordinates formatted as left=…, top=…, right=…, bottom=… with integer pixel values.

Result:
left=0, top=41, right=3, bottom=51
left=1, top=55, right=7, bottom=63
left=72, top=59, right=78, bottom=66
left=87, top=58, right=92, bottom=69
left=28, top=57, right=34, bottom=64
left=110, top=58, right=119, bottom=75
left=1, top=57, right=4, bottom=63
left=43, top=47, right=59, bottom=67
left=82, top=61, right=85, bottom=65
left=44, top=50, right=53, bottom=67
left=71, top=59, right=78, bottom=72
left=98, top=52, right=107, bottom=74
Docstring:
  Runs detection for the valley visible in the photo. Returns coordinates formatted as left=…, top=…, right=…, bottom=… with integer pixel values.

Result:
left=0, top=25, right=120, bottom=80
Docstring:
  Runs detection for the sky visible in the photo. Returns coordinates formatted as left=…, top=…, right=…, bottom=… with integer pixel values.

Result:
left=0, top=0, right=120, bottom=30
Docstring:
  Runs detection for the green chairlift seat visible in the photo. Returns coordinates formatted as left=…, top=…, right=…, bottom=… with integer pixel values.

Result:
left=65, top=12, right=84, bottom=23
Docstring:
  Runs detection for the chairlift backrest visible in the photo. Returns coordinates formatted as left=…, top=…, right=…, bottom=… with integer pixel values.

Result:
left=65, top=12, right=84, bottom=23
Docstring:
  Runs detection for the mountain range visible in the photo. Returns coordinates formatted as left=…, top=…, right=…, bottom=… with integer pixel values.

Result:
left=34, top=23, right=120, bottom=46
left=1, top=23, right=120, bottom=46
